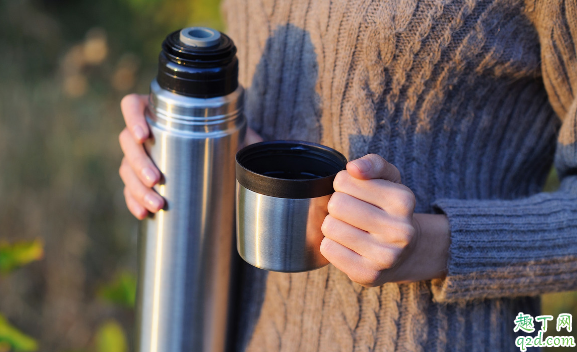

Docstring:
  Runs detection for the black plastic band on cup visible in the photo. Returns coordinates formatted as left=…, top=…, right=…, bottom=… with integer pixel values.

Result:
left=236, top=141, right=348, bottom=199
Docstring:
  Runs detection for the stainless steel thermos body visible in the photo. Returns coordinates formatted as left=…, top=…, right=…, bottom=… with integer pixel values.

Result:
left=235, top=141, right=347, bottom=272
left=136, top=27, right=246, bottom=352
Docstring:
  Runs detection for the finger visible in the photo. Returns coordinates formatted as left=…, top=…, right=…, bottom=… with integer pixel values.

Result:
left=121, top=94, right=150, bottom=143
left=327, top=192, right=414, bottom=243
left=346, top=154, right=401, bottom=183
left=321, top=215, right=397, bottom=269
left=119, top=128, right=161, bottom=187
left=327, top=191, right=387, bottom=233
left=333, top=171, right=415, bottom=215
left=119, top=158, right=164, bottom=212
left=320, top=237, right=381, bottom=287
left=124, top=187, right=148, bottom=220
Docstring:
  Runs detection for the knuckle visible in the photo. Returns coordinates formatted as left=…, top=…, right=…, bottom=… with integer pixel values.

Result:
left=380, top=158, right=401, bottom=182
left=131, top=187, right=146, bottom=201
left=367, top=153, right=385, bottom=164
left=368, top=153, right=386, bottom=167
left=121, top=93, right=137, bottom=108
left=374, top=213, right=390, bottom=233
left=321, top=215, right=334, bottom=235
left=320, top=238, right=333, bottom=256
left=393, top=189, right=415, bottom=213
left=398, top=225, right=416, bottom=245
left=120, top=95, right=129, bottom=110
left=124, top=177, right=146, bottom=201
left=327, top=192, right=345, bottom=214
left=373, top=248, right=398, bottom=269
left=134, top=154, right=149, bottom=168
left=365, top=154, right=402, bottom=183
left=119, top=159, right=128, bottom=177
left=350, top=267, right=381, bottom=287
left=333, top=170, right=349, bottom=191
left=119, top=128, right=130, bottom=146
left=382, top=220, right=414, bottom=246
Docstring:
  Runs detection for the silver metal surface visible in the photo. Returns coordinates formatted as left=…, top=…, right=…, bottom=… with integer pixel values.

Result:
left=236, top=183, right=330, bottom=272
left=136, top=79, right=246, bottom=352
left=179, top=27, right=221, bottom=47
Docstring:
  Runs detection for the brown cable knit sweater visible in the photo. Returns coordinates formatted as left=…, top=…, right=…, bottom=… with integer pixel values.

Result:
left=222, top=0, right=577, bottom=350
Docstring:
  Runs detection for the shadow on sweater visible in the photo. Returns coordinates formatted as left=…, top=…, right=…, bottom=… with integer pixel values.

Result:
left=232, top=24, right=322, bottom=351
left=242, top=24, right=323, bottom=143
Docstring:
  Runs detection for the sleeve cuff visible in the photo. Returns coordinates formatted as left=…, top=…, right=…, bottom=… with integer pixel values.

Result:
left=430, top=193, right=577, bottom=303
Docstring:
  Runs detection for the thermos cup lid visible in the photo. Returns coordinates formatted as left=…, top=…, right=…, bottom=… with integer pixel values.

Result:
left=236, top=141, right=347, bottom=199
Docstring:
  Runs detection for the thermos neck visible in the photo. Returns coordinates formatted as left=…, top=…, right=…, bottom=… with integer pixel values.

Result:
left=156, top=28, right=239, bottom=98
left=148, top=79, right=244, bottom=133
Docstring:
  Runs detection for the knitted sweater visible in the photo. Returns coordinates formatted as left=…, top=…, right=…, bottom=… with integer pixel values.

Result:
left=222, top=0, right=577, bottom=350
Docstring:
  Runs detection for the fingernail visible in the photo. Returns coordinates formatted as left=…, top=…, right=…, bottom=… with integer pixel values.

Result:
left=133, top=125, right=146, bottom=140
left=144, top=193, right=163, bottom=210
left=142, top=167, right=159, bottom=184
left=352, top=158, right=371, bottom=173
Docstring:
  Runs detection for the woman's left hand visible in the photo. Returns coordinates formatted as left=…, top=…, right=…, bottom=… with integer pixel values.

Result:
left=320, top=154, right=450, bottom=287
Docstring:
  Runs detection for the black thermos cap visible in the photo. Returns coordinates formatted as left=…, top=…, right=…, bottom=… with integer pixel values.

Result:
left=157, top=27, right=239, bottom=98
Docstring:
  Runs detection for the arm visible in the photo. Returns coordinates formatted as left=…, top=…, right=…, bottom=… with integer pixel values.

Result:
left=320, top=0, right=577, bottom=302
left=430, top=0, right=577, bottom=302
left=320, top=155, right=450, bottom=287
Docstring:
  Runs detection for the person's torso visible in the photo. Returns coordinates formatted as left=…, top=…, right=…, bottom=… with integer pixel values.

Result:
left=223, top=0, right=554, bottom=350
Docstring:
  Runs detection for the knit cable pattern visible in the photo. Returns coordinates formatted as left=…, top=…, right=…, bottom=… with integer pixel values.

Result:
left=222, top=0, right=577, bottom=350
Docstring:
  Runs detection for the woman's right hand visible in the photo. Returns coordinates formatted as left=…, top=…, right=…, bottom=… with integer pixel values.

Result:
left=119, top=94, right=263, bottom=220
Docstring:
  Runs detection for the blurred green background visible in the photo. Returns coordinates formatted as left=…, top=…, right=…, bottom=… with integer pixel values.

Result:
left=0, top=0, right=222, bottom=351
left=0, top=0, right=575, bottom=351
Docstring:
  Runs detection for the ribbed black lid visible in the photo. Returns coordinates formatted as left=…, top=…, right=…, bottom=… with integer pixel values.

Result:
left=236, top=141, right=348, bottom=199
left=157, top=28, right=238, bottom=98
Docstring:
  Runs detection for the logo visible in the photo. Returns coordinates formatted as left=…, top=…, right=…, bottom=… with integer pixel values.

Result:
left=514, top=313, right=575, bottom=351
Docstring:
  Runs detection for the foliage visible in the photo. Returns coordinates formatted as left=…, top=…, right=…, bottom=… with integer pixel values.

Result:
left=540, top=167, right=576, bottom=351
left=0, top=239, right=43, bottom=275
left=0, top=239, right=42, bottom=351
left=542, top=292, right=577, bottom=352
left=543, top=167, right=560, bottom=193
left=97, top=272, right=137, bottom=309
left=0, top=314, right=38, bottom=352
left=94, top=321, right=128, bottom=352
left=0, top=0, right=223, bottom=350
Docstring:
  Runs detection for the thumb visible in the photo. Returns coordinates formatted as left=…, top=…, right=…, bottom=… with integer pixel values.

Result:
left=346, top=154, right=402, bottom=183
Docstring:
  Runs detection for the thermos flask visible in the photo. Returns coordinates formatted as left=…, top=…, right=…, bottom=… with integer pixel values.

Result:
left=136, top=27, right=246, bottom=352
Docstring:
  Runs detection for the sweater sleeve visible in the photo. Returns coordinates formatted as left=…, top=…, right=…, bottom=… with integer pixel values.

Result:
left=430, top=0, right=577, bottom=303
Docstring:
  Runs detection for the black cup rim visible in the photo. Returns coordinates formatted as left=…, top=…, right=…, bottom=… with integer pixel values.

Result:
left=235, top=140, right=348, bottom=199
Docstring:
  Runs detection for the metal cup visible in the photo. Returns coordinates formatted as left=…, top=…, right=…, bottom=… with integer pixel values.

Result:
left=235, top=141, right=347, bottom=272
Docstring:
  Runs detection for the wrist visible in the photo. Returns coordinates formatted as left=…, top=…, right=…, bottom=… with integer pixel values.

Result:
left=393, top=213, right=450, bottom=283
